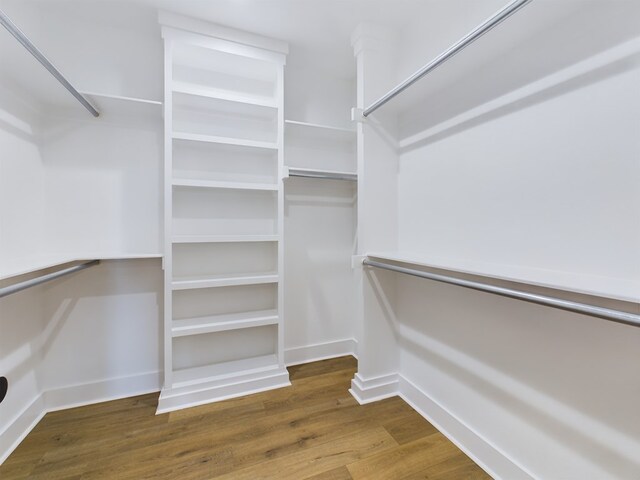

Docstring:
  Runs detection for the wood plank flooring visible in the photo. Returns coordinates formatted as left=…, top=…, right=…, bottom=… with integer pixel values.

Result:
left=0, top=356, right=491, bottom=479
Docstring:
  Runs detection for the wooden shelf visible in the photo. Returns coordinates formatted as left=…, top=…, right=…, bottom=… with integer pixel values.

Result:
left=172, top=272, right=279, bottom=290
left=173, top=132, right=278, bottom=150
left=172, top=178, right=278, bottom=191
left=172, top=234, right=279, bottom=244
left=173, top=81, right=277, bottom=109
left=172, top=354, right=280, bottom=389
left=172, top=309, right=279, bottom=337
left=365, top=252, right=640, bottom=304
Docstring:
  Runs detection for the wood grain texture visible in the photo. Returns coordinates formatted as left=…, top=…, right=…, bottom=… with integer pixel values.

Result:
left=0, top=356, right=490, bottom=479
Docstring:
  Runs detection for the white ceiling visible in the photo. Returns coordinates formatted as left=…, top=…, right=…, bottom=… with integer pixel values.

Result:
left=4, top=0, right=431, bottom=79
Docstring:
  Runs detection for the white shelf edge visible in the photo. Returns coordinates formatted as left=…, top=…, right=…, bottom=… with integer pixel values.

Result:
left=172, top=178, right=278, bottom=191
left=0, top=253, right=163, bottom=281
left=172, top=272, right=279, bottom=290
left=285, top=119, right=355, bottom=134
left=172, top=234, right=279, bottom=244
left=286, top=166, right=357, bottom=176
left=172, top=309, right=279, bottom=337
left=80, top=92, right=163, bottom=106
left=173, top=132, right=278, bottom=150
left=171, top=354, right=280, bottom=389
left=172, top=82, right=277, bottom=109
left=365, top=251, right=640, bottom=304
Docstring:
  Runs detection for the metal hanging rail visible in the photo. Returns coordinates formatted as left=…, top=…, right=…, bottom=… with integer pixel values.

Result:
left=288, top=167, right=357, bottom=182
left=0, top=260, right=100, bottom=298
left=362, top=0, right=533, bottom=117
left=363, top=258, right=640, bottom=328
left=0, top=9, right=99, bottom=117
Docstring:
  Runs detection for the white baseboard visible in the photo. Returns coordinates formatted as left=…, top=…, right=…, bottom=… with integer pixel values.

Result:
left=349, top=372, right=399, bottom=404
left=44, top=371, right=161, bottom=412
left=0, top=394, right=46, bottom=465
left=156, top=369, right=290, bottom=414
left=0, top=371, right=161, bottom=466
left=285, top=338, right=358, bottom=366
left=347, top=372, right=533, bottom=479
left=398, top=376, right=534, bottom=480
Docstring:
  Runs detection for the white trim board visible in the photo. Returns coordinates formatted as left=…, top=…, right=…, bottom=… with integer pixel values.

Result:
left=348, top=373, right=534, bottom=480
left=398, top=376, right=535, bottom=480
left=0, top=371, right=161, bottom=466
left=284, top=338, right=358, bottom=366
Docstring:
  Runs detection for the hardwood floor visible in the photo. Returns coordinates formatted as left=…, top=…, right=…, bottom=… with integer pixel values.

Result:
left=0, top=356, right=490, bottom=479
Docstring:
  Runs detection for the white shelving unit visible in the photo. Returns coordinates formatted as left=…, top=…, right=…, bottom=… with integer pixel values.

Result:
left=157, top=14, right=290, bottom=414
left=284, top=119, right=356, bottom=173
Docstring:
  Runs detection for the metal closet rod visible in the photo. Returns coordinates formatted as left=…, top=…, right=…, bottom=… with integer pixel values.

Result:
left=362, top=0, right=533, bottom=117
left=363, top=259, right=640, bottom=328
left=0, top=9, right=99, bottom=117
left=288, top=168, right=357, bottom=182
left=0, top=260, right=100, bottom=298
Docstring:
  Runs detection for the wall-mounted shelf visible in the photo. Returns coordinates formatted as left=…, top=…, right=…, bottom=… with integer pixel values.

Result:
left=80, top=92, right=162, bottom=120
left=172, top=272, right=279, bottom=290
left=0, top=253, right=162, bottom=282
left=173, top=132, right=278, bottom=150
left=285, top=166, right=357, bottom=182
left=285, top=119, right=355, bottom=142
left=172, top=234, right=280, bottom=244
left=365, top=252, right=640, bottom=304
left=172, top=309, right=279, bottom=337
left=172, top=178, right=278, bottom=191
left=173, top=81, right=277, bottom=109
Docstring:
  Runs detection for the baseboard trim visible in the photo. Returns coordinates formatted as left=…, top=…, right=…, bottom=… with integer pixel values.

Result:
left=349, top=372, right=399, bottom=404
left=0, top=394, right=46, bottom=465
left=0, top=370, right=161, bottom=466
left=285, top=338, right=358, bottom=366
left=156, top=369, right=291, bottom=414
left=398, top=376, right=535, bottom=480
left=44, top=371, right=162, bottom=412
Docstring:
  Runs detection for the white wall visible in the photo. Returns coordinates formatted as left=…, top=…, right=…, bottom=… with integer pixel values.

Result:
left=42, top=115, right=162, bottom=257
left=377, top=1, right=640, bottom=478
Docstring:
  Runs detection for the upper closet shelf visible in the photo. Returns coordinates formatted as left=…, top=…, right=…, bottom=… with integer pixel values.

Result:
left=285, top=167, right=357, bottom=182
left=173, top=132, right=278, bottom=150
left=172, top=178, right=278, bottom=191
left=172, top=81, right=277, bottom=109
left=284, top=120, right=355, bottom=143
left=365, top=252, right=640, bottom=304
left=172, top=234, right=279, bottom=244
left=0, top=253, right=162, bottom=282
left=80, top=92, right=162, bottom=120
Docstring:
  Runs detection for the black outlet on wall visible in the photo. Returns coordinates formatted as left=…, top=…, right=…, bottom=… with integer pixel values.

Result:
left=0, top=376, right=7, bottom=404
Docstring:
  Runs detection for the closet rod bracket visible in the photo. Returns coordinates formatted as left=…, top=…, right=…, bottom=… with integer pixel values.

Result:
left=351, top=107, right=366, bottom=123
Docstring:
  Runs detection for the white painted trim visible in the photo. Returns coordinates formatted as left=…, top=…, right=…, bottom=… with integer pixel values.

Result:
left=159, top=11, right=288, bottom=56
left=44, top=371, right=161, bottom=412
left=156, top=370, right=290, bottom=414
left=347, top=371, right=534, bottom=479
left=349, top=371, right=399, bottom=404
left=0, top=371, right=161, bottom=465
left=398, top=376, right=535, bottom=480
left=285, top=338, right=358, bottom=366
left=0, top=395, right=46, bottom=465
